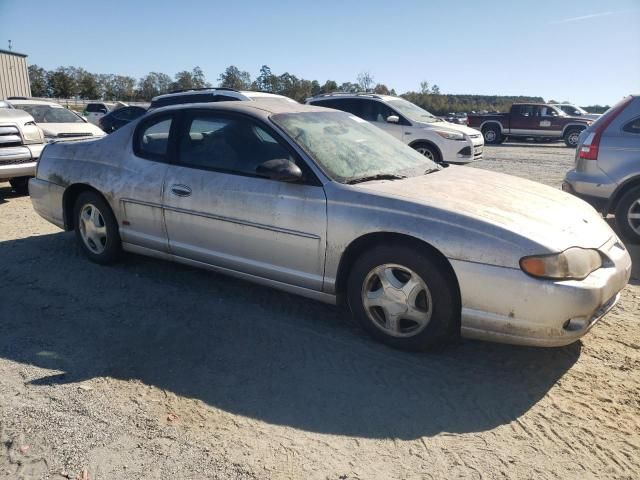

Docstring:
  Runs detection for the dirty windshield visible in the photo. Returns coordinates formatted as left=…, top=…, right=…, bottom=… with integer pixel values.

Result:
left=272, top=111, right=439, bottom=183
left=13, top=104, right=84, bottom=123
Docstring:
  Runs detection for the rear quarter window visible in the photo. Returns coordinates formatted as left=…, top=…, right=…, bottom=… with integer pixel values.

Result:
left=623, top=117, right=640, bottom=134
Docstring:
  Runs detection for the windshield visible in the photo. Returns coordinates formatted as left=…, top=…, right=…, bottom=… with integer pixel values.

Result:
left=272, top=111, right=439, bottom=183
left=13, top=104, right=84, bottom=123
left=385, top=98, right=440, bottom=124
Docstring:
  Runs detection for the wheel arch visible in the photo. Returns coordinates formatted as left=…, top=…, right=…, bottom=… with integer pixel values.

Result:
left=408, top=139, right=443, bottom=162
left=334, top=232, right=461, bottom=314
left=608, top=175, right=640, bottom=214
left=62, top=183, right=107, bottom=231
left=561, top=123, right=588, bottom=136
left=479, top=121, right=503, bottom=133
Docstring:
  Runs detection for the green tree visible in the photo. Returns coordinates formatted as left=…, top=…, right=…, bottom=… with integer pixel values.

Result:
left=373, top=83, right=390, bottom=95
left=431, top=84, right=441, bottom=95
left=254, top=65, right=277, bottom=92
left=47, top=67, right=76, bottom=98
left=138, top=72, right=172, bottom=99
left=218, top=65, right=251, bottom=90
left=76, top=69, right=101, bottom=99
left=420, top=81, right=430, bottom=94
left=321, top=80, right=338, bottom=93
left=28, top=64, right=48, bottom=97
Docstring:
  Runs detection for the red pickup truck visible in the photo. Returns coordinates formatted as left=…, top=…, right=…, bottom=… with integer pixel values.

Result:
left=467, top=103, right=593, bottom=147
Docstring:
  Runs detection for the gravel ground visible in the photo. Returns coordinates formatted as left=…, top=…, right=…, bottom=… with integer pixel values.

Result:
left=1, top=143, right=639, bottom=480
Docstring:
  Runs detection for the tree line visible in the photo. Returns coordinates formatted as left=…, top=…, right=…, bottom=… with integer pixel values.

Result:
left=27, top=64, right=608, bottom=115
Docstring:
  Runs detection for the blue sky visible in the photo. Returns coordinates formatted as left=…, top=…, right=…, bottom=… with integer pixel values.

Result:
left=1, top=0, right=638, bottom=106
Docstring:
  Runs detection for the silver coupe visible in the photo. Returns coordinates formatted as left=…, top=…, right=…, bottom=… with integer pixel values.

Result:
left=29, top=101, right=632, bottom=350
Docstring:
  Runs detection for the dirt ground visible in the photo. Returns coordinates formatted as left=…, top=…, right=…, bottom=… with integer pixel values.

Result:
left=1, top=143, right=639, bottom=480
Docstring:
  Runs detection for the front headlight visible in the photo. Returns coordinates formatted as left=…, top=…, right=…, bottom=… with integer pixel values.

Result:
left=520, top=247, right=603, bottom=280
left=434, top=130, right=465, bottom=141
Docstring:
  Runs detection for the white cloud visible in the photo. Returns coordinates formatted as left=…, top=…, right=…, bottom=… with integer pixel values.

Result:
left=551, top=11, right=620, bottom=24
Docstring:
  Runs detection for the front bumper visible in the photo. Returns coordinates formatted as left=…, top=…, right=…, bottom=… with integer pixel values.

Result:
left=0, top=144, right=44, bottom=180
left=443, top=137, right=484, bottom=164
left=452, top=236, right=632, bottom=347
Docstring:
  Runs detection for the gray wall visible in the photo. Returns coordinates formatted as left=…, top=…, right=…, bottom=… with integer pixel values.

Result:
left=0, top=50, right=31, bottom=99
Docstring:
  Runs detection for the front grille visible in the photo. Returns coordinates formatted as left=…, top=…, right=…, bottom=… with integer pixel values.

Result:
left=0, top=157, right=34, bottom=166
left=458, top=146, right=472, bottom=156
left=58, top=132, right=92, bottom=138
left=0, top=125, right=22, bottom=147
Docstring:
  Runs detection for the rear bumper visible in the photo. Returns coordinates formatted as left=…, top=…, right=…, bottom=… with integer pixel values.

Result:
left=453, top=236, right=632, bottom=347
left=563, top=167, right=616, bottom=213
left=28, top=177, right=66, bottom=229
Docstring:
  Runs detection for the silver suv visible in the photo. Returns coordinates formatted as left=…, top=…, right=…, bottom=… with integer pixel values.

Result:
left=563, top=95, right=640, bottom=243
left=0, top=107, right=46, bottom=194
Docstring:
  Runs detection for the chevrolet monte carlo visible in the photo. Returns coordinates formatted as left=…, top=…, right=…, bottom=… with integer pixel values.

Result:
left=29, top=101, right=632, bottom=350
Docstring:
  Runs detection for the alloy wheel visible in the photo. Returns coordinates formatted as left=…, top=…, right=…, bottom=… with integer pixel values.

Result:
left=361, top=264, right=433, bottom=338
left=79, top=203, right=108, bottom=254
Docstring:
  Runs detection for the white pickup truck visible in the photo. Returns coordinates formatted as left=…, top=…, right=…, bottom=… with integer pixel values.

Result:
left=0, top=108, right=46, bottom=194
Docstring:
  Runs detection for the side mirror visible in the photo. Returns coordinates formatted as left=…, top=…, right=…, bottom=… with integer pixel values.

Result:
left=386, top=115, right=400, bottom=124
left=99, top=108, right=108, bottom=114
left=256, top=159, right=302, bottom=182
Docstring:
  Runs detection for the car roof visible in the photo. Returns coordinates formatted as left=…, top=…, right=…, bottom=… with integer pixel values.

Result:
left=153, top=99, right=330, bottom=117
left=8, top=99, right=62, bottom=106
left=308, top=92, right=398, bottom=102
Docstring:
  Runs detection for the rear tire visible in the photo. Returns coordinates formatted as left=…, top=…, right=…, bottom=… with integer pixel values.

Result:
left=347, top=244, right=459, bottom=351
left=9, top=176, right=30, bottom=195
left=73, top=191, right=122, bottom=264
left=615, top=186, right=640, bottom=245
left=482, top=124, right=503, bottom=144
left=563, top=128, right=583, bottom=148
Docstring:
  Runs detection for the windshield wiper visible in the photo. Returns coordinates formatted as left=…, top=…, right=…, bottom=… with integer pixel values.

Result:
left=346, top=173, right=407, bottom=185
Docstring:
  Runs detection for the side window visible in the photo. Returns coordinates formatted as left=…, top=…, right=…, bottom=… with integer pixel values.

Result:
left=86, top=104, right=98, bottom=113
left=537, top=106, right=558, bottom=117
left=137, top=116, right=173, bottom=158
left=359, top=100, right=394, bottom=123
left=516, top=105, right=536, bottom=117
left=623, top=117, right=640, bottom=134
left=178, top=114, right=295, bottom=177
left=336, top=99, right=363, bottom=117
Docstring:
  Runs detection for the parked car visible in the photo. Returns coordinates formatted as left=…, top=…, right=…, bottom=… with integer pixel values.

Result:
left=306, top=93, right=483, bottom=164
left=8, top=99, right=105, bottom=142
left=98, top=105, right=147, bottom=133
left=551, top=104, right=601, bottom=121
left=29, top=101, right=630, bottom=350
left=149, top=88, right=297, bottom=110
left=563, top=95, right=640, bottom=243
left=467, top=103, right=593, bottom=147
left=0, top=108, right=45, bottom=194
left=83, top=102, right=119, bottom=125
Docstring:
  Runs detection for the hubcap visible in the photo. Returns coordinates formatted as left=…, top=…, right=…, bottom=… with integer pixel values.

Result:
left=79, top=203, right=107, bottom=254
left=361, top=264, right=433, bottom=338
left=568, top=132, right=579, bottom=146
left=484, top=130, right=496, bottom=142
left=627, top=199, right=640, bottom=235
left=416, top=146, right=435, bottom=161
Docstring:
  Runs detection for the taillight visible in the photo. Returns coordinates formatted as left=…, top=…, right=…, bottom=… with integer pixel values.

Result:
left=578, top=96, right=633, bottom=160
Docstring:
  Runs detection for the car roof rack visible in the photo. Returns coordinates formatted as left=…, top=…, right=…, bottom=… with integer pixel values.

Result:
left=310, top=91, right=383, bottom=100
left=167, top=87, right=240, bottom=95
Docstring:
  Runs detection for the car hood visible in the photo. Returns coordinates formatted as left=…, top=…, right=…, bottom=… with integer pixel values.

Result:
left=415, top=120, right=479, bottom=136
left=357, top=166, right=613, bottom=252
left=40, top=122, right=105, bottom=137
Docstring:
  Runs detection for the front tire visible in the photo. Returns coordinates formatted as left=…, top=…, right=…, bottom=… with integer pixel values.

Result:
left=347, top=244, right=459, bottom=351
left=9, top=176, right=31, bottom=195
left=615, top=186, right=640, bottom=245
left=563, top=128, right=583, bottom=148
left=412, top=143, right=442, bottom=163
left=73, top=191, right=121, bottom=264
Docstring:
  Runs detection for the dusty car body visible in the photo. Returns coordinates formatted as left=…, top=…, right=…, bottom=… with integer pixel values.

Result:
left=29, top=101, right=631, bottom=349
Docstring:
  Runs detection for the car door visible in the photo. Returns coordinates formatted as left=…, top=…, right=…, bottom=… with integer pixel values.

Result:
left=536, top=106, right=563, bottom=137
left=359, top=99, right=407, bottom=141
left=116, top=112, right=174, bottom=253
left=162, top=109, right=328, bottom=291
left=509, top=105, right=537, bottom=135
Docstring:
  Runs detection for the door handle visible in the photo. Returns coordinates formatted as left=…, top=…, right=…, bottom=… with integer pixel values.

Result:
left=170, top=184, right=192, bottom=197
